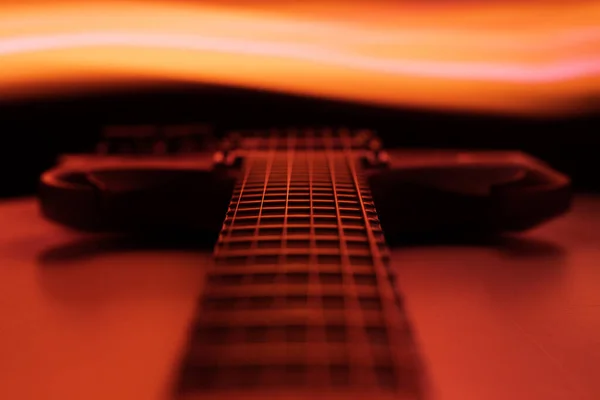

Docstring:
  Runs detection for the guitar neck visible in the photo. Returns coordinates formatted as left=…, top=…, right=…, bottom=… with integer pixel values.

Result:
left=176, top=131, right=422, bottom=399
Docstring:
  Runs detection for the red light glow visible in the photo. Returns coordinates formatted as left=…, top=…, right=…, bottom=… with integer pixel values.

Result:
left=1, top=1, right=599, bottom=115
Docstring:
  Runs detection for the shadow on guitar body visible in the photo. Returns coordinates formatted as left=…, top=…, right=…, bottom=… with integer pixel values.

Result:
left=36, top=230, right=564, bottom=267
left=386, top=232, right=565, bottom=259
left=37, top=230, right=219, bottom=267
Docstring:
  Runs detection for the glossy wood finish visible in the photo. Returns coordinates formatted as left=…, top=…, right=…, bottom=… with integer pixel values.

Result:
left=0, top=196, right=598, bottom=400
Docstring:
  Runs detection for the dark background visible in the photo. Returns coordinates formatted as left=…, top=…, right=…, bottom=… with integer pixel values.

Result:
left=0, top=82, right=598, bottom=198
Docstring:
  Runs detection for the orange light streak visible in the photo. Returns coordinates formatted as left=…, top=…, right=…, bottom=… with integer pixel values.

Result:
left=0, top=1, right=599, bottom=115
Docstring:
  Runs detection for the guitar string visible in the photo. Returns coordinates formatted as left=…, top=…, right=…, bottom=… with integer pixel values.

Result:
left=341, top=130, right=398, bottom=387
left=180, top=129, right=417, bottom=394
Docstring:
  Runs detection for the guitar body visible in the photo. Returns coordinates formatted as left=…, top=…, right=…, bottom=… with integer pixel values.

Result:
left=38, top=128, right=571, bottom=400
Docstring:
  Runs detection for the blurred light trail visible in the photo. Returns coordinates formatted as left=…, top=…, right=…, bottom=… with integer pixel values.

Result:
left=1, top=32, right=600, bottom=84
left=1, top=1, right=599, bottom=115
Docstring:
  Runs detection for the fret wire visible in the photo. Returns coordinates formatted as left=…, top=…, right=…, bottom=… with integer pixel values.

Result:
left=217, top=149, right=253, bottom=255
left=243, top=133, right=278, bottom=301
left=180, top=128, right=419, bottom=395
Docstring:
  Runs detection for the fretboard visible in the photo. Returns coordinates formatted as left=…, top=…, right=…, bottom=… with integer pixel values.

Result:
left=175, top=133, right=422, bottom=399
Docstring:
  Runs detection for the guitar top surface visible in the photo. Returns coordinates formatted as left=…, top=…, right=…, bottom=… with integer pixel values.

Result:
left=32, top=127, right=574, bottom=400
